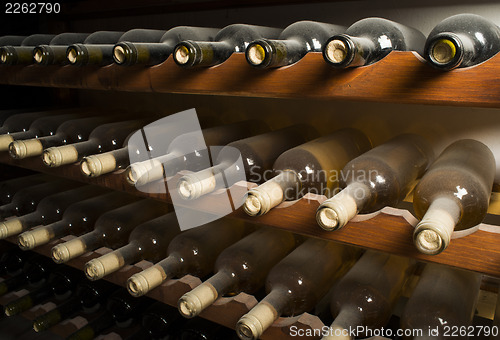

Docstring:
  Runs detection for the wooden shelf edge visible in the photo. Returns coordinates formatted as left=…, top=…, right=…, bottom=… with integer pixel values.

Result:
left=2, top=52, right=500, bottom=107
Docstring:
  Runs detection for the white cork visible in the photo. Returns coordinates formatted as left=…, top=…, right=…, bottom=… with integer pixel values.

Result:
left=316, top=188, right=359, bottom=231
left=175, top=45, right=190, bottom=65
left=9, top=139, right=43, bottom=159
left=247, top=44, right=266, bottom=66
left=325, top=40, right=348, bottom=64
left=126, top=158, right=164, bottom=186
left=51, top=238, right=87, bottom=263
left=244, top=179, right=285, bottom=216
left=127, top=265, right=165, bottom=297
left=81, top=154, right=117, bottom=177
left=85, top=252, right=124, bottom=280
left=178, top=282, right=218, bottom=318
left=236, top=301, right=278, bottom=340
left=43, top=146, right=79, bottom=167
left=177, top=168, right=218, bottom=200
left=0, top=135, right=14, bottom=151
left=0, top=219, right=24, bottom=239
left=18, top=227, right=53, bottom=250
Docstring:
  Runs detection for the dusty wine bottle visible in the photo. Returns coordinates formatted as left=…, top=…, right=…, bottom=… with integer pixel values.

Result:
left=9, top=114, right=120, bottom=159
left=0, top=108, right=68, bottom=135
left=51, top=199, right=169, bottom=263
left=316, top=134, right=434, bottom=231
left=0, top=34, right=55, bottom=65
left=424, top=13, right=500, bottom=70
left=142, top=303, right=186, bottom=339
left=413, top=139, right=495, bottom=255
left=0, top=185, right=107, bottom=239
left=18, top=191, right=139, bottom=250
left=400, top=264, right=481, bottom=339
left=246, top=21, right=345, bottom=68
left=66, top=31, right=124, bottom=66
left=323, top=17, right=426, bottom=68
left=127, top=219, right=250, bottom=297
left=43, top=119, right=147, bottom=167
left=84, top=212, right=181, bottom=280
left=113, top=26, right=219, bottom=66
left=0, top=36, right=27, bottom=47
left=0, top=179, right=76, bottom=220
left=33, top=32, right=90, bottom=65
left=244, top=128, right=371, bottom=216
left=236, top=239, right=359, bottom=340
left=177, top=228, right=298, bottom=318
left=174, top=24, right=282, bottom=68
left=32, top=279, right=115, bottom=332
left=126, top=120, right=270, bottom=186
left=323, top=251, right=416, bottom=340
left=178, top=125, right=318, bottom=200
left=0, top=174, right=48, bottom=206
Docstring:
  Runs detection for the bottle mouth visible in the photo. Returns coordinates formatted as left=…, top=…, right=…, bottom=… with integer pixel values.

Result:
left=173, top=41, right=199, bottom=67
left=113, top=42, right=135, bottom=66
left=245, top=40, right=272, bottom=68
left=66, top=44, right=87, bottom=66
left=323, top=35, right=355, bottom=67
left=425, top=33, right=462, bottom=70
left=0, top=46, right=16, bottom=65
left=33, top=46, right=51, bottom=65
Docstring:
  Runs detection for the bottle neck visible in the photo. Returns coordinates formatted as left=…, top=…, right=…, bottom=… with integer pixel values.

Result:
left=0, top=46, right=35, bottom=65
left=174, top=40, right=232, bottom=67
left=113, top=42, right=173, bottom=66
left=84, top=243, right=139, bottom=281
left=43, top=140, right=96, bottom=167
left=0, top=212, right=40, bottom=239
left=33, top=296, right=81, bottom=332
left=67, top=43, right=115, bottom=66
left=426, top=32, right=475, bottom=70
left=51, top=231, right=100, bottom=263
left=34, top=45, right=69, bottom=65
left=18, top=223, right=58, bottom=250
left=67, top=312, right=115, bottom=340
left=127, top=255, right=181, bottom=297
left=5, top=283, right=54, bottom=316
left=0, top=202, right=15, bottom=219
left=323, top=307, right=363, bottom=340
left=324, top=35, right=375, bottom=68
left=177, top=163, right=227, bottom=200
left=81, top=147, right=129, bottom=178
left=246, top=38, right=305, bottom=68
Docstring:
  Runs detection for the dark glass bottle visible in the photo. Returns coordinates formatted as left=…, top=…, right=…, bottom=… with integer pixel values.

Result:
left=400, top=264, right=481, bottom=339
left=33, top=32, right=90, bottom=65
left=51, top=199, right=169, bottom=263
left=177, top=125, right=318, bottom=200
left=43, top=119, right=147, bottom=167
left=126, top=120, right=269, bottom=186
left=0, top=34, right=55, bottom=65
left=142, top=303, right=187, bottom=339
left=177, top=317, right=238, bottom=340
left=413, top=139, right=495, bottom=255
left=177, top=228, right=298, bottom=318
left=317, top=134, right=434, bottom=231
left=66, top=31, right=124, bottom=66
left=4, top=268, right=80, bottom=316
left=18, top=191, right=139, bottom=250
left=0, top=110, right=84, bottom=151
left=424, top=14, right=500, bottom=70
left=32, top=280, right=115, bottom=332
left=0, top=36, right=27, bottom=47
left=244, top=129, right=371, bottom=216
left=113, top=26, right=219, bottom=66
left=0, top=108, right=39, bottom=126
left=236, top=239, right=359, bottom=340
left=323, top=17, right=426, bottom=68
left=9, top=114, right=120, bottom=159
left=127, top=219, right=250, bottom=297
left=246, top=21, right=345, bottom=68
left=173, top=24, right=282, bottom=68
left=84, top=212, right=181, bottom=280
left=0, top=179, right=76, bottom=220
left=0, top=174, right=48, bottom=206
left=0, top=248, right=27, bottom=277
left=0, top=185, right=107, bottom=239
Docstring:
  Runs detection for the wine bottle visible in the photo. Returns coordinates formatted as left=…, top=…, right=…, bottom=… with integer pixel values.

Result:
left=51, top=199, right=169, bottom=263
left=0, top=34, right=55, bottom=65
left=177, top=317, right=237, bottom=340
left=236, top=239, right=359, bottom=340
left=113, top=26, right=219, bottom=66
left=127, top=219, right=250, bottom=297
left=323, top=251, right=415, bottom=340
left=0, top=36, right=27, bottom=47
left=141, top=302, right=186, bottom=339
left=84, top=212, right=181, bottom=280
left=18, top=191, right=139, bottom=250
left=316, top=134, right=434, bottom=231
left=0, top=174, right=48, bottom=205
left=413, top=139, right=495, bottom=255
left=244, top=128, right=371, bottom=216
left=177, top=125, right=318, bottom=200
left=9, top=114, right=121, bottom=159
left=125, top=120, right=270, bottom=186
left=43, top=119, right=147, bottom=167
left=0, top=185, right=107, bottom=239
left=323, top=17, right=426, bottom=68
left=33, top=32, right=90, bottom=65
left=0, top=254, right=55, bottom=297
left=0, top=247, right=27, bottom=277
left=173, top=24, right=282, bottom=68
left=400, top=264, right=481, bottom=338
left=424, top=14, right=500, bottom=70
left=32, top=279, right=115, bottom=332
left=66, top=31, right=124, bottom=66
left=0, top=179, right=77, bottom=220
left=0, top=108, right=41, bottom=126
left=0, top=110, right=85, bottom=151
left=4, top=268, right=80, bottom=316
left=177, top=228, right=298, bottom=318
left=246, top=21, right=345, bottom=68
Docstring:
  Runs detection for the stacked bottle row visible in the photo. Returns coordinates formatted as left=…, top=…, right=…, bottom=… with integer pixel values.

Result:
left=0, top=107, right=496, bottom=255
left=1, top=14, right=499, bottom=71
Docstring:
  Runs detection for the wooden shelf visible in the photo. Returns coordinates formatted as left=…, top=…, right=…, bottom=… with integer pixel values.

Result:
left=3, top=52, right=500, bottom=108
left=2, top=153, right=500, bottom=278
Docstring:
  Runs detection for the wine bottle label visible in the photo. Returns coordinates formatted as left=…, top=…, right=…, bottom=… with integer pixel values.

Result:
left=237, top=301, right=279, bottom=340
left=0, top=134, right=14, bottom=151
left=127, top=265, right=166, bottom=297
left=84, top=252, right=124, bottom=281
left=178, top=282, right=218, bottom=318
left=18, top=227, right=54, bottom=250
left=0, top=218, right=23, bottom=239
left=9, top=139, right=43, bottom=159
left=81, top=154, right=117, bottom=178
left=43, top=145, right=79, bottom=167
left=51, top=238, right=87, bottom=263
